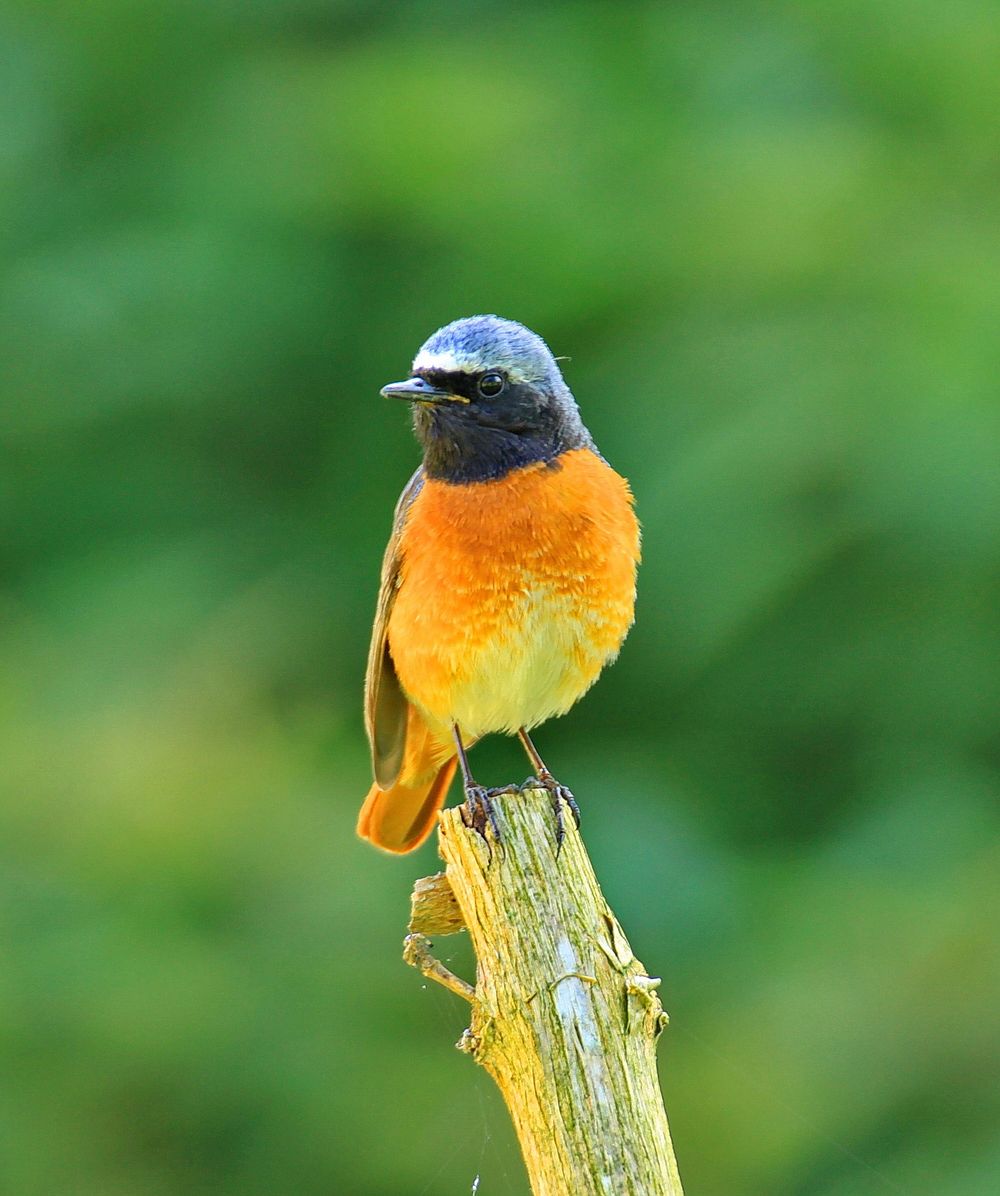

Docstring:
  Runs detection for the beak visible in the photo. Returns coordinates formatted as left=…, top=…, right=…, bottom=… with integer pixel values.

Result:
left=380, top=377, right=462, bottom=404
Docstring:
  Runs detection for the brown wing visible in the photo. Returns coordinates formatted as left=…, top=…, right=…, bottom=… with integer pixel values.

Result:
left=364, top=467, right=425, bottom=790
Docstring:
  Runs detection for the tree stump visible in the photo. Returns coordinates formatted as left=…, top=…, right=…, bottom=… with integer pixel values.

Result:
left=405, top=787, right=684, bottom=1196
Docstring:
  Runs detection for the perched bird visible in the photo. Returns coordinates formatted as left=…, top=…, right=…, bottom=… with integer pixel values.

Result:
left=357, top=315, right=640, bottom=853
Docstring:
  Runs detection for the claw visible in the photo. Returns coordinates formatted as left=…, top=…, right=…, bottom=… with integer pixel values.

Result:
left=486, top=783, right=521, bottom=797
left=462, top=784, right=502, bottom=845
left=518, top=774, right=579, bottom=854
left=549, top=786, right=567, bottom=853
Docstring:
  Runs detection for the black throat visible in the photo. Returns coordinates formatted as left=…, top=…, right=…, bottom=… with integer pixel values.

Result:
left=413, top=374, right=592, bottom=484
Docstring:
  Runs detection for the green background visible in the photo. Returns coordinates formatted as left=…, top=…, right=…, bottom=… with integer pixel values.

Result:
left=3, top=2, right=998, bottom=1193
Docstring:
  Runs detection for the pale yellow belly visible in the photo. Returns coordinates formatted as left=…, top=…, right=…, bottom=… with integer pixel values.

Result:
left=431, top=584, right=625, bottom=739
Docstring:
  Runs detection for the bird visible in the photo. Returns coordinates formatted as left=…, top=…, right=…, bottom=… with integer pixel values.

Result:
left=357, top=315, right=640, bottom=853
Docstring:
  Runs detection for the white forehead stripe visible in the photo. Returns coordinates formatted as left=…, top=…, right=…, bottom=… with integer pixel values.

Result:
left=412, top=348, right=468, bottom=374
left=411, top=347, right=531, bottom=383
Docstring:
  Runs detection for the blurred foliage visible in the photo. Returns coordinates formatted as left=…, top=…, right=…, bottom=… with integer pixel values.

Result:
left=2, top=1, right=999, bottom=1193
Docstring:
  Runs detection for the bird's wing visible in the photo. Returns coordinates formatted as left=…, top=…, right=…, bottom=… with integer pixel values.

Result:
left=364, top=466, right=425, bottom=789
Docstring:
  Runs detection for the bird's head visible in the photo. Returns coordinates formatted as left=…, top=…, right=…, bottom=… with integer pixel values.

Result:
left=381, top=315, right=592, bottom=483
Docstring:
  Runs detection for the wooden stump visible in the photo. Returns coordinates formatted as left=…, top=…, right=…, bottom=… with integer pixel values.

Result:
left=406, top=787, right=684, bottom=1196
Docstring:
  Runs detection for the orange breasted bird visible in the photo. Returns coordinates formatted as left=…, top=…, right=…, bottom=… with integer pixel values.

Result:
left=357, top=315, right=640, bottom=853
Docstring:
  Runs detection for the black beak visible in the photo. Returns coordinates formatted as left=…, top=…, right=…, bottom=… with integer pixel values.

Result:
left=380, top=377, right=457, bottom=403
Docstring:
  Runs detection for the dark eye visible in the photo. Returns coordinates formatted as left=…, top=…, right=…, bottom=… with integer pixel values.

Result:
left=477, top=371, right=505, bottom=398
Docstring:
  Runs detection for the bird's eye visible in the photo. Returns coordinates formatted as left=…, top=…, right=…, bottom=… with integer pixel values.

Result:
left=477, top=371, right=505, bottom=398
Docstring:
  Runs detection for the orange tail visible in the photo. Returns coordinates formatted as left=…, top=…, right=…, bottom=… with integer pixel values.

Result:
left=357, top=709, right=457, bottom=853
left=357, top=759, right=457, bottom=853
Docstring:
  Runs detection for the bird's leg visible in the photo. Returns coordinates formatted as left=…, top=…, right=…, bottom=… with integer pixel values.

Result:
left=516, top=728, right=580, bottom=851
left=452, top=724, right=502, bottom=844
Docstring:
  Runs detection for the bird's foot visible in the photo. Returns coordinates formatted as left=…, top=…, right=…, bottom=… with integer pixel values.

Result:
left=519, top=773, right=580, bottom=853
left=461, top=784, right=502, bottom=845
left=486, top=782, right=522, bottom=797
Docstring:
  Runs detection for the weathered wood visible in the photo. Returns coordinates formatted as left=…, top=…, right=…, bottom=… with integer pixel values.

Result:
left=406, top=787, right=684, bottom=1196
left=408, top=871, right=464, bottom=936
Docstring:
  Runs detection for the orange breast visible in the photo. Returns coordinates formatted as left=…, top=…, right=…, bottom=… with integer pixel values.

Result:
left=387, top=447, right=640, bottom=739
